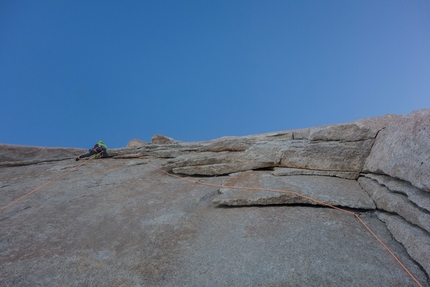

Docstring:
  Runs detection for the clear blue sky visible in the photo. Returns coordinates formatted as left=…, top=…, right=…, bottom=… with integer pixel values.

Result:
left=1, top=1, right=430, bottom=148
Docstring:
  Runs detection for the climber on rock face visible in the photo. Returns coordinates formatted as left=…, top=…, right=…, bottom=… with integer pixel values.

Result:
left=76, top=141, right=109, bottom=161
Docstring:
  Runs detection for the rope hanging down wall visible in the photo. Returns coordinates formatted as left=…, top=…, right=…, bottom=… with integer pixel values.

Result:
left=0, top=157, right=425, bottom=287
left=142, top=158, right=424, bottom=287
left=0, top=157, right=93, bottom=212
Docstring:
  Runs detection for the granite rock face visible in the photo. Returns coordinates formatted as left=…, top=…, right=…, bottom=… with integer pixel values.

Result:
left=150, top=134, right=177, bottom=145
left=358, top=177, right=430, bottom=233
left=363, top=173, right=430, bottom=212
left=272, top=167, right=359, bottom=179
left=1, top=110, right=430, bottom=286
left=126, top=138, right=148, bottom=148
left=377, top=212, right=430, bottom=277
left=305, top=114, right=398, bottom=141
left=0, top=144, right=86, bottom=166
left=364, top=109, right=430, bottom=192
left=213, top=171, right=375, bottom=209
left=162, top=115, right=395, bottom=176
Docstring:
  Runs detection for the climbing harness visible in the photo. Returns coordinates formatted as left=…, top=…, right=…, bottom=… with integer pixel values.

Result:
left=0, top=155, right=425, bottom=287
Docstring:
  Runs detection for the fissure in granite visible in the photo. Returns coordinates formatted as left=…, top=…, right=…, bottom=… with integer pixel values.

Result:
left=0, top=109, right=429, bottom=286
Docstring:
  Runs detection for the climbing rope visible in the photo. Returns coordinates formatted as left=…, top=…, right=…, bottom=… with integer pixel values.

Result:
left=0, top=156, right=93, bottom=212
left=354, top=214, right=423, bottom=287
left=142, top=159, right=424, bottom=287
left=0, top=155, right=424, bottom=286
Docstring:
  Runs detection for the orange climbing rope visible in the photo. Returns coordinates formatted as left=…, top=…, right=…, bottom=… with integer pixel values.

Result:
left=0, top=155, right=424, bottom=286
left=0, top=157, right=93, bottom=212
left=143, top=159, right=424, bottom=287
left=354, top=214, right=424, bottom=287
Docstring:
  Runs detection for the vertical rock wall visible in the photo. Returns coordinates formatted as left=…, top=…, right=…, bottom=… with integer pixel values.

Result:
left=359, top=108, right=430, bottom=278
left=364, top=109, right=430, bottom=192
left=1, top=109, right=429, bottom=285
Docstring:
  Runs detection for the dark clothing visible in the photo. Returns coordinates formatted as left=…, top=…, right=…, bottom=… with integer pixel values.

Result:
left=76, top=141, right=109, bottom=161
left=79, top=145, right=109, bottom=159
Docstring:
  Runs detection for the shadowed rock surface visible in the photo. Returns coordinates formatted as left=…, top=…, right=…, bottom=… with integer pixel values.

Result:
left=213, top=171, right=375, bottom=209
left=1, top=109, right=429, bottom=286
left=272, top=167, right=359, bottom=180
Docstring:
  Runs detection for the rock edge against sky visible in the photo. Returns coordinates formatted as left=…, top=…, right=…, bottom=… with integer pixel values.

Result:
left=1, top=109, right=429, bottom=286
